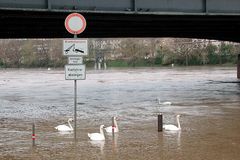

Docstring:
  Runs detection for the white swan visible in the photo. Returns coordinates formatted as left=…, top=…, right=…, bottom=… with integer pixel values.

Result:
left=88, top=125, right=105, bottom=141
left=105, top=117, right=119, bottom=133
left=157, top=98, right=172, bottom=105
left=163, top=115, right=181, bottom=131
left=55, top=118, right=73, bottom=132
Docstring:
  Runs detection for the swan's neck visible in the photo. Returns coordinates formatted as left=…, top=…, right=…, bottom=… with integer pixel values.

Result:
left=68, top=120, right=73, bottom=130
left=100, top=126, right=104, bottom=135
left=177, top=116, right=181, bottom=129
left=113, top=119, right=118, bottom=129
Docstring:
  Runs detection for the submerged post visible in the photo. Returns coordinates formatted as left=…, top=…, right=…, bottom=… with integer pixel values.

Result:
left=237, top=54, right=240, bottom=79
left=158, top=114, right=163, bottom=132
left=32, top=123, right=36, bottom=147
left=112, top=117, right=115, bottom=136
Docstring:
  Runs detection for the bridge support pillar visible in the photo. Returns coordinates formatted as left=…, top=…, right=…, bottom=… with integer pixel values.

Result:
left=238, top=54, right=240, bottom=79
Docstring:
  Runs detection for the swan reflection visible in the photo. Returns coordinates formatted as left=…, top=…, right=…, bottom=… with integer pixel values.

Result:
left=111, top=133, right=119, bottom=153
left=163, top=130, right=182, bottom=149
left=90, top=140, right=105, bottom=155
left=177, top=131, right=181, bottom=148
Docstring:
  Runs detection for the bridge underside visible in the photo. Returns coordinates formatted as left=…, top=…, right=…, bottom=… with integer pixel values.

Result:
left=1, top=9, right=240, bottom=42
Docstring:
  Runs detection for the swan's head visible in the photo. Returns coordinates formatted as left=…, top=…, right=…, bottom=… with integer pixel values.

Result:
left=68, top=118, right=74, bottom=122
left=176, top=115, right=181, bottom=118
left=113, top=116, right=119, bottom=121
left=100, top=125, right=105, bottom=129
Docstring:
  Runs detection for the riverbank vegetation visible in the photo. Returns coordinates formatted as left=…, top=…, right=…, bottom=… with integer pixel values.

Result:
left=0, top=38, right=239, bottom=68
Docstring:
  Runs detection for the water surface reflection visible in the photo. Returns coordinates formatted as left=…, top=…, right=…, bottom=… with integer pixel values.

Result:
left=0, top=67, right=239, bottom=159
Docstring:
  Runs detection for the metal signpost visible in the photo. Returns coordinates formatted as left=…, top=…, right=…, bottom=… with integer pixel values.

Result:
left=64, top=13, right=87, bottom=141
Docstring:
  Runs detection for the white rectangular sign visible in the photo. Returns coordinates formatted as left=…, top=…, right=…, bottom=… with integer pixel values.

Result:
left=65, top=65, right=86, bottom=80
left=68, top=56, right=83, bottom=64
left=63, top=39, right=88, bottom=56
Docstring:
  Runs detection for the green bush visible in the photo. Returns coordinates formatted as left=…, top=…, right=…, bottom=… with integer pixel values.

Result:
left=107, top=59, right=128, bottom=67
left=0, top=58, right=5, bottom=68
left=154, top=56, right=162, bottom=65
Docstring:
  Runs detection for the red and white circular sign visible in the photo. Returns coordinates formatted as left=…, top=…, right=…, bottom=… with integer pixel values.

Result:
left=64, top=13, right=86, bottom=35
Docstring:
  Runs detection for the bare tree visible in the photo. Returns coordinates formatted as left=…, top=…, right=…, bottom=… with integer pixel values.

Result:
left=0, top=39, right=8, bottom=66
left=1, top=40, right=23, bottom=67
left=48, top=39, right=66, bottom=67
left=172, top=38, right=195, bottom=66
left=21, top=40, right=36, bottom=67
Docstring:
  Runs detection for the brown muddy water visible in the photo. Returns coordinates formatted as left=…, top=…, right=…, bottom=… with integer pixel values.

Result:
left=0, top=67, right=240, bottom=160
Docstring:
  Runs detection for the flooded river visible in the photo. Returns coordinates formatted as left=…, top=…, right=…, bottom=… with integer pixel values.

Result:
left=0, top=67, right=239, bottom=160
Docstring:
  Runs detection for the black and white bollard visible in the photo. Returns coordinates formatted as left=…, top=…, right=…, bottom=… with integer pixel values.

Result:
left=32, top=123, right=36, bottom=147
left=158, top=114, right=163, bottom=132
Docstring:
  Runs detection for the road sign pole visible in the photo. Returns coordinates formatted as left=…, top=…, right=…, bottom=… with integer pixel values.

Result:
left=64, top=13, right=87, bottom=141
left=73, top=34, right=77, bottom=141
left=74, top=79, right=77, bottom=141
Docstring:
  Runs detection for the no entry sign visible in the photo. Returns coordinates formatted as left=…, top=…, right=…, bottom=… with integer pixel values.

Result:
left=65, top=13, right=86, bottom=35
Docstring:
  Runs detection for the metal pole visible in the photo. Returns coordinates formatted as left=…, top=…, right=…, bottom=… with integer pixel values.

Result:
left=74, top=80, right=77, bottom=140
left=158, top=114, right=163, bottom=132
left=74, top=34, right=77, bottom=141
